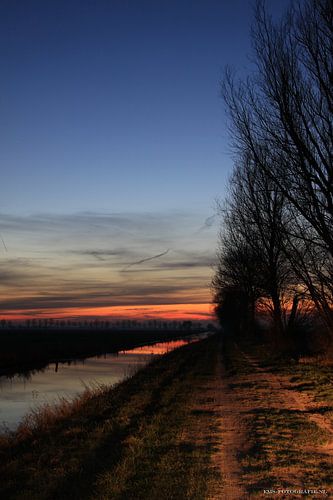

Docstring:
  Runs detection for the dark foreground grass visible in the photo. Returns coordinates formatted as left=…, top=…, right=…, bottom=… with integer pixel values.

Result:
left=0, top=335, right=220, bottom=500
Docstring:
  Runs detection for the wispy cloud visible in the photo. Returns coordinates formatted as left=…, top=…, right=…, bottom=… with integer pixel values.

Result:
left=0, top=233, right=7, bottom=252
left=196, top=214, right=217, bottom=233
left=71, top=248, right=134, bottom=262
left=122, top=249, right=170, bottom=271
left=0, top=280, right=208, bottom=311
left=0, top=210, right=216, bottom=318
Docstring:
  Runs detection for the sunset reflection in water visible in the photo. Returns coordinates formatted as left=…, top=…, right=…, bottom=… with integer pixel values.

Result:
left=0, top=337, right=198, bottom=430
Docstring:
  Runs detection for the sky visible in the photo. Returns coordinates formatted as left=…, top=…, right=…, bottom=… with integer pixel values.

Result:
left=0, top=0, right=291, bottom=321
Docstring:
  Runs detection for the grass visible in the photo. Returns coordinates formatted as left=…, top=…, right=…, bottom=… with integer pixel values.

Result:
left=0, top=335, right=220, bottom=500
left=241, top=407, right=333, bottom=494
left=3, top=333, right=330, bottom=498
left=222, top=338, right=333, bottom=496
left=280, top=363, right=333, bottom=405
left=221, top=337, right=253, bottom=375
left=239, top=337, right=333, bottom=405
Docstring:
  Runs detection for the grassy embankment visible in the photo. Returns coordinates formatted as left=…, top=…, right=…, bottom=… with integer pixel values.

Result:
left=0, top=327, right=198, bottom=376
left=223, top=339, right=333, bottom=495
left=0, top=335, right=221, bottom=500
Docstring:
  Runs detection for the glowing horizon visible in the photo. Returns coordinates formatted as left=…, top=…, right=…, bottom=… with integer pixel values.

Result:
left=0, top=212, right=216, bottom=322
left=1, top=302, right=214, bottom=322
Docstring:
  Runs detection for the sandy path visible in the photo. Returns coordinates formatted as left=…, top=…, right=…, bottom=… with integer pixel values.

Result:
left=206, top=357, right=249, bottom=500
left=205, top=343, right=333, bottom=499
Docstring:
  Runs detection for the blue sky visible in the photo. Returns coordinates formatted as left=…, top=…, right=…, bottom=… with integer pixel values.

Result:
left=0, top=0, right=291, bottom=320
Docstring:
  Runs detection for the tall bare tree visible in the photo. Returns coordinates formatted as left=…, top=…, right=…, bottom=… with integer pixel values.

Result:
left=214, top=151, right=299, bottom=343
left=212, top=209, right=262, bottom=336
left=222, top=0, right=333, bottom=335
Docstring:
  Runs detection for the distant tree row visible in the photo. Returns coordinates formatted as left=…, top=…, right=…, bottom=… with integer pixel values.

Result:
left=0, top=318, right=200, bottom=331
left=212, top=0, right=333, bottom=352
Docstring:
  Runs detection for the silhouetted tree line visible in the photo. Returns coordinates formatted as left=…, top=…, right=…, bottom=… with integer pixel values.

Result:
left=0, top=318, right=199, bottom=331
left=212, top=0, right=333, bottom=352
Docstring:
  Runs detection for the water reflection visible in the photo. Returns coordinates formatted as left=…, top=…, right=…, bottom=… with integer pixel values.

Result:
left=0, top=337, right=200, bottom=430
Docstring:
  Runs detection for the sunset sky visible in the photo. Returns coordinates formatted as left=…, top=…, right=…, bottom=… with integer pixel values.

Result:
left=1, top=0, right=289, bottom=321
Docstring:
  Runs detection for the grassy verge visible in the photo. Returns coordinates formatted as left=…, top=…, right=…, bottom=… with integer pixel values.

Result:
left=223, top=338, right=333, bottom=496
left=241, top=407, right=332, bottom=495
left=276, top=361, right=333, bottom=406
left=0, top=335, right=220, bottom=500
left=240, top=338, right=333, bottom=405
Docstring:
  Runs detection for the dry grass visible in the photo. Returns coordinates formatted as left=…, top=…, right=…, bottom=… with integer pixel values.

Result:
left=221, top=338, right=333, bottom=497
left=0, top=336, right=219, bottom=500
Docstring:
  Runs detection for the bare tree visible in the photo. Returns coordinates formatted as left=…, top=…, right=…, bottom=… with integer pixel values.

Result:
left=222, top=0, right=333, bottom=336
left=215, top=151, right=299, bottom=344
left=212, top=214, right=261, bottom=336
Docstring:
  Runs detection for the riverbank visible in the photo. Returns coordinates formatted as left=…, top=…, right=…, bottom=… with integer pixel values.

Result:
left=0, top=327, right=201, bottom=376
left=0, top=335, right=222, bottom=500
left=1, top=334, right=332, bottom=499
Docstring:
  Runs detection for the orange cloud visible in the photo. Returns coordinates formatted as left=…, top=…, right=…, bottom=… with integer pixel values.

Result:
left=3, top=303, right=213, bottom=322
